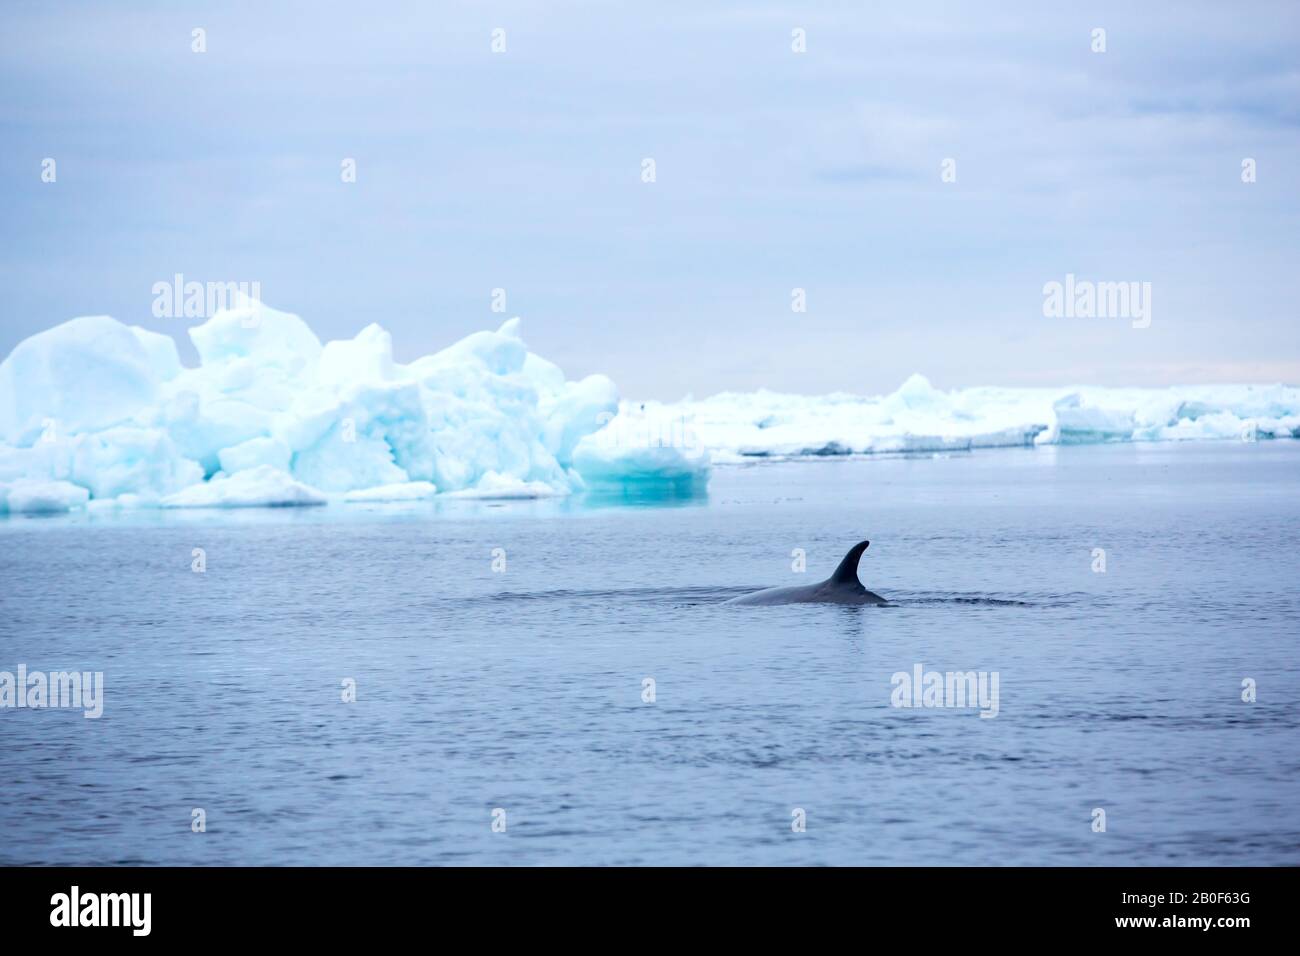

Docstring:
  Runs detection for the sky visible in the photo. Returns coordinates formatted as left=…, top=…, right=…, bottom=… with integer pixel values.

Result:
left=1, top=0, right=1297, bottom=399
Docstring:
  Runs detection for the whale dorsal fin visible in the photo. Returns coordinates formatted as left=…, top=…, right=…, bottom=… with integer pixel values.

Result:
left=829, top=540, right=870, bottom=587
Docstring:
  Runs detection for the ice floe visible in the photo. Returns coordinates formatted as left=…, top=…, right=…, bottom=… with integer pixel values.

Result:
left=1, top=299, right=1295, bottom=513
left=0, top=299, right=631, bottom=510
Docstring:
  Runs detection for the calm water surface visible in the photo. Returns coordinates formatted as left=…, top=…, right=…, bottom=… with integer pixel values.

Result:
left=1, top=441, right=1298, bottom=865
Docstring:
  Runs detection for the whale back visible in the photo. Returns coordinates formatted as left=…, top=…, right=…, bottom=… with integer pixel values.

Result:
left=828, top=540, right=870, bottom=589
left=724, top=539, right=884, bottom=605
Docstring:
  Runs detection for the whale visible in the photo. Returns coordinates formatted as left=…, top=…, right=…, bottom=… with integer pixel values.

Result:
left=725, top=540, right=887, bottom=606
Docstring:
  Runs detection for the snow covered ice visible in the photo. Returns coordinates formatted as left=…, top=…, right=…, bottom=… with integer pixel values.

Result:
left=645, top=374, right=1300, bottom=463
left=0, top=300, right=1296, bottom=513
left=0, top=299, right=664, bottom=511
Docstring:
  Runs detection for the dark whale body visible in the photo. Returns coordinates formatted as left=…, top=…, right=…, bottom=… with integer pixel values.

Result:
left=725, top=540, right=887, bottom=606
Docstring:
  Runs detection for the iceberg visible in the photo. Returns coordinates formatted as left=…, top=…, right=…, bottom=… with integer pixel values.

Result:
left=571, top=402, right=712, bottom=495
left=0, top=298, right=647, bottom=511
left=1, top=299, right=1295, bottom=515
left=161, top=465, right=327, bottom=509
left=342, top=481, right=437, bottom=502
left=0, top=478, right=90, bottom=514
left=0, top=316, right=178, bottom=445
left=442, top=472, right=567, bottom=499
left=644, top=376, right=1299, bottom=461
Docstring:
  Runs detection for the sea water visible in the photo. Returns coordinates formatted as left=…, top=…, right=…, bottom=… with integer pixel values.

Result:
left=1, top=441, right=1297, bottom=865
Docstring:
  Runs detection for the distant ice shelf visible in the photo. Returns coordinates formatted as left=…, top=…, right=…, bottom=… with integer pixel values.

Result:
left=0, top=301, right=1296, bottom=513
left=638, top=373, right=1299, bottom=464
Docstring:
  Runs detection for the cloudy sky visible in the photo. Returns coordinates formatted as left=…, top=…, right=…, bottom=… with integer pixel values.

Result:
left=2, top=0, right=1297, bottom=398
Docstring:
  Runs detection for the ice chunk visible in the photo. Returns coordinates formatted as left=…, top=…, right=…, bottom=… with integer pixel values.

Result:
left=343, top=481, right=437, bottom=502
left=162, top=466, right=326, bottom=508
left=0, top=478, right=90, bottom=514
left=572, top=403, right=711, bottom=493
left=408, top=316, right=528, bottom=379
left=1050, top=393, right=1136, bottom=444
left=319, top=323, right=395, bottom=386
left=86, top=493, right=149, bottom=513
left=444, top=471, right=566, bottom=499
left=0, top=316, right=164, bottom=445
left=0, top=404, right=200, bottom=506
left=399, top=318, right=608, bottom=495
left=68, top=427, right=205, bottom=499
left=541, top=374, right=620, bottom=467
left=129, top=325, right=183, bottom=381
left=0, top=307, right=619, bottom=508
left=571, top=440, right=711, bottom=493
left=283, top=381, right=431, bottom=492
left=881, top=373, right=950, bottom=415
left=217, top=436, right=292, bottom=474
left=150, top=393, right=275, bottom=477
left=188, top=295, right=322, bottom=374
